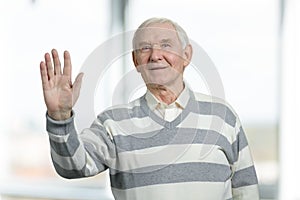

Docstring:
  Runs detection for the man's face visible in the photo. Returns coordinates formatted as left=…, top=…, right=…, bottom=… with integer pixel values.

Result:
left=132, top=23, right=192, bottom=89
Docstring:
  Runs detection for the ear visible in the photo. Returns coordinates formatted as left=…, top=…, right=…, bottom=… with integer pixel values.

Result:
left=183, top=44, right=193, bottom=68
left=132, top=51, right=140, bottom=72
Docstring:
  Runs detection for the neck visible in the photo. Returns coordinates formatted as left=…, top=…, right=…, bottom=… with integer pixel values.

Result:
left=147, top=81, right=184, bottom=105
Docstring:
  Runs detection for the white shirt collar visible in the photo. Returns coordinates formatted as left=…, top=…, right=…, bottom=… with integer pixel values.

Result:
left=145, top=84, right=190, bottom=111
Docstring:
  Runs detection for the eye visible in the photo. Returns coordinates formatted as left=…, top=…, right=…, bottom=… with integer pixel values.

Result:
left=161, top=43, right=171, bottom=48
left=140, top=45, right=152, bottom=52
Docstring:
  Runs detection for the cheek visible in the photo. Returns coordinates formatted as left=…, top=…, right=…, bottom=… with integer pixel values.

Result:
left=164, top=49, right=183, bottom=62
left=167, top=55, right=184, bottom=68
left=137, top=54, right=150, bottom=64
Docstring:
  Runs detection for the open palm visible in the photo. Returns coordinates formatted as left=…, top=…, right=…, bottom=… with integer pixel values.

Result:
left=40, top=49, right=83, bottom=120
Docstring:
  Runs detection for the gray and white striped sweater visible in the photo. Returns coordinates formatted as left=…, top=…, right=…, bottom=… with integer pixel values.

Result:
left=46, top=89, right=259, bottom=200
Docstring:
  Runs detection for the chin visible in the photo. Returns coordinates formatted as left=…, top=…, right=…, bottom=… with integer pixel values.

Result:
left=146, top=78, right=175, bottom=88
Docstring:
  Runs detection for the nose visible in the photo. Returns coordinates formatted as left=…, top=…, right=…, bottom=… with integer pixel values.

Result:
left=150, top=46, right=163, bottom=62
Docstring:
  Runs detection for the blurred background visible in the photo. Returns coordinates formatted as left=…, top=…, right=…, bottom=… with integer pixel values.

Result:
left=0, top=0, right=299, bottom=199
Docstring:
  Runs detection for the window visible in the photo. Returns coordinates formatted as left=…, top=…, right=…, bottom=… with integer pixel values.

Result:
left=0, top=0, right=113, bottom=199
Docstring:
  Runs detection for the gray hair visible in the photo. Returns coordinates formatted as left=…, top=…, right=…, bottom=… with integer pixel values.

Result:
left=132, top=17, right=190, bottom=50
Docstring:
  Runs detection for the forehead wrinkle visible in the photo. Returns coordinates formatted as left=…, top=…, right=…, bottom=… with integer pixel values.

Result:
left=133, top=21, right=189, bottom=49
left=139, top=38, right=173, bottom=45
left=133, top=27, right=183, bottom=50
left=137, top=27, right=177, bottom=38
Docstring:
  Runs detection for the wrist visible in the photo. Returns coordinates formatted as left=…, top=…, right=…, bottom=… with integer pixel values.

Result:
left=47, top=110, right=72, bottom=121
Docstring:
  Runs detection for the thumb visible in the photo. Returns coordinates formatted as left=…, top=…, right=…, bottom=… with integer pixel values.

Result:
left=72, top=72, right=84, bottom=105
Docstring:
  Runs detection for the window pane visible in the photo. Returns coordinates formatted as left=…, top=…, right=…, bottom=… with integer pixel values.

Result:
left=0, top=0, right=113, bottom=199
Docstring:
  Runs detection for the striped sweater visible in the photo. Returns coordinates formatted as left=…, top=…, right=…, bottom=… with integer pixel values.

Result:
left=46, top=89, right=259, bottom=200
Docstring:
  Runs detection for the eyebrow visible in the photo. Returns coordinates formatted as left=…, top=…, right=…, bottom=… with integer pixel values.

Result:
left=160, top=39, right=172, bottom=43
left=138, top=39, right=173, bottom=46
left=138, top=41, right=151, bottom=46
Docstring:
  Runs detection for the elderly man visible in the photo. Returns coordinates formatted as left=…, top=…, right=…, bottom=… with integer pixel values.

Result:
left=40, top=17, right=259, bottom=199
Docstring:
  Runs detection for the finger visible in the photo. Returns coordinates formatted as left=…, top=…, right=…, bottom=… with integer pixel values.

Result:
left=51, top=49, right=62, bottom=75
left=63, top=50, right=72, bottom=78
left=40, top=61, right=49, bottom=89
left=72, top=73, right=84, bottom=106
left=44, top=52, right=54, bottom=80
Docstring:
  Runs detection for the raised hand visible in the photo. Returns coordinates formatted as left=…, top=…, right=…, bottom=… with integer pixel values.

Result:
left=40, top=49, right=84, bottom=120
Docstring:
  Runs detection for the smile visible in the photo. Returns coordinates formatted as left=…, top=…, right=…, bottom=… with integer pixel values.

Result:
left=148, top=66, right=168, bottom=70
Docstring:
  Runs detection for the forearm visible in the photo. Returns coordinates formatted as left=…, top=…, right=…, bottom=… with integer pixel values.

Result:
left=46, top=112, right=105, bottom=178
left=232, top=184, right=260, bottom=200
left=231, top=127, right=259, bottom=199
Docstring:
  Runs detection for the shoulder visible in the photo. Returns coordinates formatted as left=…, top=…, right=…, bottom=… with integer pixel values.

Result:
left=193, top=91, right=237, bottom=113
left=193, top=91, right=227, bottom=105
left=96, top=95, right=145, bottom=122
left=192, top=91, right=241, bottom=127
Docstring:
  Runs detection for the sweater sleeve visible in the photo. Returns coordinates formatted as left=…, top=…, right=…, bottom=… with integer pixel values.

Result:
left=46, top=111, right=116, bottom=179
left=231, top=116, right=260, bottom=200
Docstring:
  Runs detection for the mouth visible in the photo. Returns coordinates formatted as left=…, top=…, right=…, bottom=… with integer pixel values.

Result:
left=148, top=65, right=168, bottom=70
